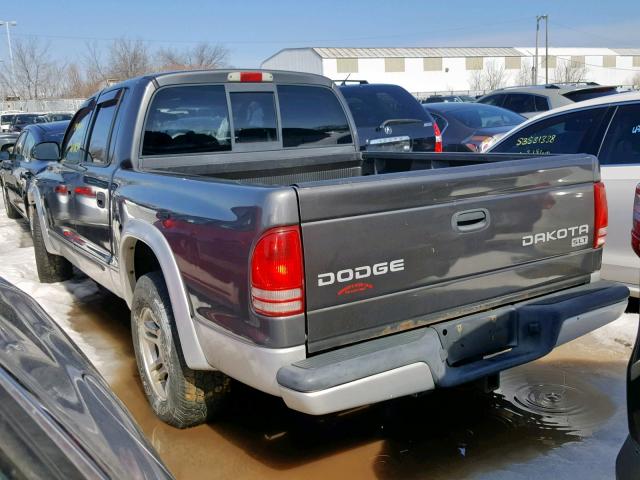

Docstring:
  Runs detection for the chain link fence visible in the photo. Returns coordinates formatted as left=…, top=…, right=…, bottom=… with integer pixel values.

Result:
left=0, top=98, right=85, bottom=113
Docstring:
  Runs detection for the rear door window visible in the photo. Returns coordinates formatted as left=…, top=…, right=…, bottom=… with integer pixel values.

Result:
left=492, top=107, right=609, bottom=155
left=229, top=92, right=278, bottom=143
left=277, top=85, right=351, bottom=147
left=502, top=94, right=536, bottom=114
left=143, top=85, right=231, bottom=156
left=535, top=95, right=549, bottom=112
left=62, top=106, right=93, bottom=164
left=86, top=93, right=120, bottom=164
left=478, top=94, right=505, bottom=107
left=598, top=104, right=640, bottom=165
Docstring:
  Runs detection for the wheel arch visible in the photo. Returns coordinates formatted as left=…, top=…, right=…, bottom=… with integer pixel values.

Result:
left=120, top=219, right=212, bottom=370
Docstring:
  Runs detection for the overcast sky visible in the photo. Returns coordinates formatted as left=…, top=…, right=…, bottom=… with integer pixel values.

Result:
left=0, top=0, right=637, bottom=68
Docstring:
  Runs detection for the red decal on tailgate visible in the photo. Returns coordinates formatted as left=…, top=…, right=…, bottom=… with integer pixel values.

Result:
left=338, top=283, right=373, bottom=296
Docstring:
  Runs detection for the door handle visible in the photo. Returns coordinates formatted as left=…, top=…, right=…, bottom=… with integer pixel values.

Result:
left=452, top=208, right=489, bottom=233
left=96, top=191, right=106, bottom=208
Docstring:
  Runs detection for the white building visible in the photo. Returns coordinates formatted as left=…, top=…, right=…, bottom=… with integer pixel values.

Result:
left=261, top=47, right=640, bottom=96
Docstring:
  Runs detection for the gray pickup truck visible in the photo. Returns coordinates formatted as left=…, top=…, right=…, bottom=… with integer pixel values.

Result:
left=25, top=69, right=628, bottom=428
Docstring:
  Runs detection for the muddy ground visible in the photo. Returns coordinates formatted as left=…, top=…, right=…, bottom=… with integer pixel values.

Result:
left=0, top=210, right=637, bottom=479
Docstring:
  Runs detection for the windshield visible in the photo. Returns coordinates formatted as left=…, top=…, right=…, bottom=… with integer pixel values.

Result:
left=340, top=85, right=430, bottom=128
left=0, top=115, right=16, bottom=124
left=446, top=105, right=524, bottom=129
left=48, top=113, right=74, bottom=122
left=15, top=114, right=46, bottom=125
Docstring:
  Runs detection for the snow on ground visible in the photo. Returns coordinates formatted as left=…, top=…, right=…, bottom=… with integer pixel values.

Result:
left=0, top=208, right=104, bottom=365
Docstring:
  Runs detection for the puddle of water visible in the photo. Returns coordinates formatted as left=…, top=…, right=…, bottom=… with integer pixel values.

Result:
left=49, top=287, right=631, bottom=480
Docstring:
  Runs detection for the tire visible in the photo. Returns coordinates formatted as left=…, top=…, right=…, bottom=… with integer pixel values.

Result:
left=131, top=271, right=230, bottom=428
left=2, top=185, right=20, bottom=219
left=30, top=206, right=73, bottom=283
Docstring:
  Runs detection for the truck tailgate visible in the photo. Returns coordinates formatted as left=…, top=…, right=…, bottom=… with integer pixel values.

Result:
left=296, top=154, right=601, bottom=353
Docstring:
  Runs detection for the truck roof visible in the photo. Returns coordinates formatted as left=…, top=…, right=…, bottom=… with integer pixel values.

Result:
left=105, top=69, right=335, bottom=92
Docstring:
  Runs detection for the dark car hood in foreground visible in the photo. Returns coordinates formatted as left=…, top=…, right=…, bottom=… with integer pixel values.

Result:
left=0, top=278, right=172, bottom=479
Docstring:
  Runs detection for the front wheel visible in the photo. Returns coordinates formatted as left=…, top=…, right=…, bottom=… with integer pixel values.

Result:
left=131, top=271, right=230, bottom=428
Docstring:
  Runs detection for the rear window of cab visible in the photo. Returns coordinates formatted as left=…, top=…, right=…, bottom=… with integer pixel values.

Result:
left=142, top=84, right=352, bottom=156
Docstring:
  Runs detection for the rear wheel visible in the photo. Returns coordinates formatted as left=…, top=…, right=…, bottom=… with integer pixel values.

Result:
left=2, top=185, right=20, bottom=219
left=131, top=271, right=230, bottom=428
left=30, top=206, right=73, bottom=283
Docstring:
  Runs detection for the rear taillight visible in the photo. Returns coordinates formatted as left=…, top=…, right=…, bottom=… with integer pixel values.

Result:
left=433, top=122, right=443, bottom=153
left=594, top=181, right=608, bottom=248
left=250, top=226, right=304, bottom=317
left=632, top=185, right=640, bottom=256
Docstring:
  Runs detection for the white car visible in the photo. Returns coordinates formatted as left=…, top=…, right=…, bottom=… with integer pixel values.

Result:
left=0, top=111, right=20, bottom=132
left=488, top=91, right=640, bottom=296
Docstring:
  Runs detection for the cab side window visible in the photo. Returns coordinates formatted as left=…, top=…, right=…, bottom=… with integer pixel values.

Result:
left=478, top=94, right=505, bottom=107
left=598, top=104, right=640, bottom=165
left=502, top=94, right=535, bottom=114
left=492, top=108, right=608, bottom=155
left=62, top=106, right=94, bottom=164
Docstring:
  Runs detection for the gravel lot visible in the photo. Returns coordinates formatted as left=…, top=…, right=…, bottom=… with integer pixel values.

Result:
left=0, top=208, right=637, bottom=479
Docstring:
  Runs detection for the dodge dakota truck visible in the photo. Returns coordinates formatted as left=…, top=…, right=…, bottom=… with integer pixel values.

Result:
left=25, top=70, right=629, bottom=428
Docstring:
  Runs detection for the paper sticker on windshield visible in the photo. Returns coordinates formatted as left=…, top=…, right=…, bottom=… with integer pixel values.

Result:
left=515, top=134, right=557, bottom=146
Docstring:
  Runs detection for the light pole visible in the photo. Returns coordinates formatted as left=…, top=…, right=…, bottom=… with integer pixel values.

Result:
left=535, top=15, right=549, bottom=85
left=0, top=21, right=17, bottom=91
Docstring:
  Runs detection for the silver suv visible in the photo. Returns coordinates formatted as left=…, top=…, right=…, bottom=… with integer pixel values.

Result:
left=478, top=82, right=619, bottom=117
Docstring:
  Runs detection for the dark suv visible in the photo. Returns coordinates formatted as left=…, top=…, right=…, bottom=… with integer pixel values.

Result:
left=339, top=84, right=441, bottom=152
left=478, top=83, right=619, bottom=117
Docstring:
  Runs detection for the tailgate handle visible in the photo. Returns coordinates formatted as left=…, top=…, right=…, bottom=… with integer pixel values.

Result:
left=453, top=209, right=489, bottom=232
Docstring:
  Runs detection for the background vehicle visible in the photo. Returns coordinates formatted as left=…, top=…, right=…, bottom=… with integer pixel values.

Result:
left=615, top=188, right=640, bottom=479
left=0, top=121, right=69, bottom=221
left=423, top=102, right=525, bottom=152
left=340, top=83, right=441, bottom=152
left=421, top=94, right=475, bottom=104
left=45, top=111, right=74, bottom=122
left=28, top=69, right=628, bottom=430
left=489, top=91, right=640, bottom=296
left=0, top=112, right=19, bottom=132
left=477, top=83, right=619, bottom=117
left=10, top=112, right=49, bottom=132
left=0, top=277, right=173, bottom=479
left=0, top=131, right=18, bottom=152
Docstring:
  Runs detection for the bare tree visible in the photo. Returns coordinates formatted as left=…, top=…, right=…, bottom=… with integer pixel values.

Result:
left=468, top=70, right=484, bottom=92
left=0, top=38, right=65, bottom=99
left=107, top=38, right=152, bottom=81
left=555, top=57, right=588, bottom=83
left=482, top=60, right=506, bottom=91
left=467, top=60, right=506, bottom=92
left=515, top=59, right=533, bottom=86
left=630, top=72, right=640, bottom=89
left=156, top=42, right=230, bottom=71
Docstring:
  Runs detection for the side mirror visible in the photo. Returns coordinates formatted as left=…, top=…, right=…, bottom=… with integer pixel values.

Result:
left=0, top=151, right=9, bottom=163
left=32, top=142, right=60, bottom=161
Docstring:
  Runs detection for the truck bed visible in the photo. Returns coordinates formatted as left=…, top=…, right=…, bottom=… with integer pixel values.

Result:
left=152, top=152, right=601, bottom=353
